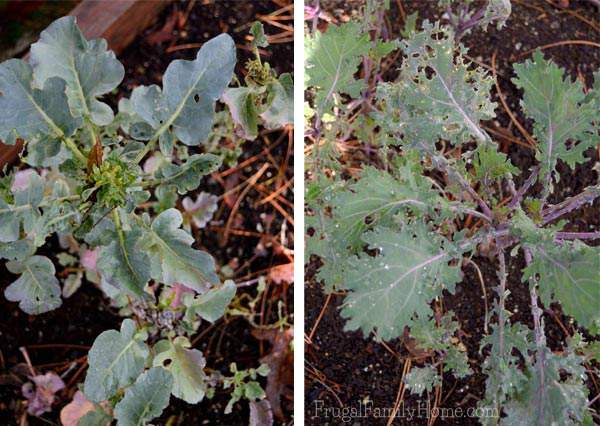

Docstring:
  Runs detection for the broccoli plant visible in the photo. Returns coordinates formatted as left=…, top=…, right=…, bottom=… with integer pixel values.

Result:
left=306, top=6, right=599, bottom=425
left=0, top=16, right=291, bottom=423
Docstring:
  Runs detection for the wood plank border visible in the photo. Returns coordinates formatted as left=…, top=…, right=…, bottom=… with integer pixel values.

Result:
left=0, top=0, right=172, bottom=169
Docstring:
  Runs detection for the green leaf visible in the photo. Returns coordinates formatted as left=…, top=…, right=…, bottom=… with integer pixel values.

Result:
left=513, top=51, right=597, bottom=184
left=30, top=16, right=124, bottom=125
left=478, top=317, right=532, bottom=424
left=153, top=336, right=208, bottom=404
left=4, top=255, right=61, bottom=314
left=377, top=22, right=495, bottom=148
left=144, top=208, right=220, bottom=292
left=404, top=365, right=440, bottom=396
left=306, top=214, right=349, bottom=293
left=523, top=241, right=600, bottom=329
left=155, top=154, right=221, bottom=195
left=331, top=166, right=442, bottom=251
left=184, top=280, right=236, bottom=322
left=0, top=197, right=20, bottom=242
left=221, top=86, right=261, bottom=139
left=25, top=137, right=71, bottom=167
left=77, top=408, right=112, bottom=426
left=503, top=348, right=590, bottom=425
left=130, top=34, right=236, bottom=145
left=0, top=59, right=81, bottom=143
left=261, top=73, right=294, bottom=129
left=0, top=239, right=35, bottom=260
left=114, top=367, right=173, bottom=426
left=250, top=22, right=268, bottom=48
left=83, top=319, right=149, bottom=402
left=340, top=224, right=464, bottom=340
left=305, top=22, right=370, bottom=113
left=96, top=224, right=151, bottom=296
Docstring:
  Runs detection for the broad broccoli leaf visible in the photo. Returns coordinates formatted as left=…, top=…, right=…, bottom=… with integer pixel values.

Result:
left=30, top=16, right=124, bottom=126
left=144, top=208, right=220, bottom=292
left=340, top=224, right=465, bottom=340
left=155, top=153, right=221, bottom=195
left=0, top=197, right=21, bottom=243
left=0, top=239, right=35, bottom=261
left=0, top=59, right=81, bottom=144
left=83, top=319, right=149, bottom=403
left=129, top=34, right=235, bottom=145
left=513, top=51, right=597, bottom=185
left=96, top=224, right=151, bottom=296
left=523, top=241, right=600, bottom=329
left=4, top=255, right=61, bottom=314
left=261, top=73, right=294, bottom=129
left=305, top=22, right=370, bottom=113
left=113, top=367, right=173, bottom=426
left=153, top=336, right=208, bottom=404
left=183, top=280, right=236, bottom=322
left=221, top=86, right=262, bottom=140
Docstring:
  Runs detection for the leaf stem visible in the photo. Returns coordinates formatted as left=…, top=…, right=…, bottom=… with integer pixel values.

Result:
left=554, top=231, right=600, bottom=240
left=430, top=153, right=494, bottom=220
left=542, top=185, right=600, bottom=224
left=523, top=247, right=547, bottom=425
left=63, top=137, right=87, bottom=163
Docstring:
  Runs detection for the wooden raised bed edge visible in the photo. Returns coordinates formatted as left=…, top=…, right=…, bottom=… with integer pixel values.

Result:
left=0, top=0, right=172, bottom=169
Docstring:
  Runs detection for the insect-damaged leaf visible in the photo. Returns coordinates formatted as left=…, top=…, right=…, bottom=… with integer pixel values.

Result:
left=376, top=21, right=495, bottom=149
left=129, top=34, right=236, bottom=145
left=113, top=367, right=173, bottom=426
left=4, top=255, right=61, bottom=315
left=340, top=224, right=464, bottom=341
left=513, top=51, right=597, bottom=184
left=0, top=59, right=81, bottom=144
left=153, top=336, right=208, bottom=404
left=83, top=319, right=149, bottom=403
left=523, top=241, right=600, bottom=330
left=30, top=16, right=124, bottom=126
left=144, top=208, right=220, bottom=292
left=305, top=22, right=370, bottom=113
left=96, top=224, right=151, bottom=296
left=503, top=348, right=590, bottom=425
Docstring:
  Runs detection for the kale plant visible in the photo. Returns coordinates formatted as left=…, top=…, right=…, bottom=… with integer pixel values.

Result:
left=306, top=4, right=599, bottom=424
left=0, top=17, right=291, bottom=423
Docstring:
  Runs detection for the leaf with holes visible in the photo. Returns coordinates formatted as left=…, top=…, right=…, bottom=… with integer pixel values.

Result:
left=153, top=336, right=208, bottom=404
left=523, top=240, right=600, bottom=330
left=129, top=34, right=235, bottom=145
left=341, top=224, right=465, bottom=341
left=4, top=255, right=61, bottom=314
left=155, top=154, right=221, bottom=195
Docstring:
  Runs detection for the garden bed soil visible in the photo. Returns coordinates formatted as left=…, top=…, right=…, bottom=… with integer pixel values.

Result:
left=305, top=1, right=600, bottom=424
left=0, top=1, right=293, bottom=425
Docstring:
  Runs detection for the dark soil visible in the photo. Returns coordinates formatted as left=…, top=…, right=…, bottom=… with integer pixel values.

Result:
left=306, top=1, right=600, bottom=425
left=0, top=1, right=293, bottom=425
